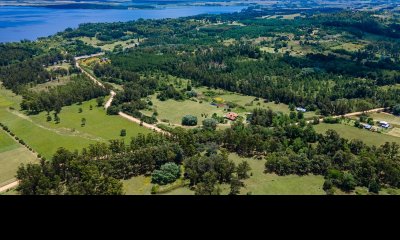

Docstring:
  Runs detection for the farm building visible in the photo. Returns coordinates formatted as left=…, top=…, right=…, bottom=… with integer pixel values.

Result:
left=225, top=112, right=239, bottom=121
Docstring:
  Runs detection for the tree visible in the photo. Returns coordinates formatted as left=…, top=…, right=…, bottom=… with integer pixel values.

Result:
left=289, top=103, right=295, bottom=111
left=46, top=115, right=52, bottom=122
left=237, top=161, right=251, bottom=179
left=78, top=107, right=83, bottom=113
left=229, top=176, right=244, bottom=195
left=194, top=172, right=221, bottom=195
left=90, top=105, right=93, bottom=110
left=151, top=162, right=180, bottom=185
left=368, top=179, right=380, bottom=194
left=16, top=161, right=61, bottom=195
left=340, top=172, right=357, bottom=192
left=54, top=114, right=60, bottom=124
left=393, top=104, right=400, bottom=116
left=107, top=105, right=120, bottom=115
left=202, top=118, right=218, bottom=131
left=312, top=117, right=320, bottom=125
left=289, top=111, right=297, bottom=120
left=297, top=111, right=304, bottom=119
left=81, top=118, right=86, bottom=127
left=182, top=115, right=197, bottom=126
left=96, top=96, right=105, bottom=107
left=120, top=129, right=126, bottom=137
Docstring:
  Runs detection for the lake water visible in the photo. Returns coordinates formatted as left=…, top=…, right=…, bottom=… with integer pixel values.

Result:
left=0, top=5, right=245, bottom=43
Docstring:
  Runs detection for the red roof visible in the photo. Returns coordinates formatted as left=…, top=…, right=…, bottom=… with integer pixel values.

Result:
left=225, top=112, right=238, bottom=121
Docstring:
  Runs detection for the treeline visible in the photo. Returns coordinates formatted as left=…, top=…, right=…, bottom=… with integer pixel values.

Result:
left=20, top=74, right=109, bottom=114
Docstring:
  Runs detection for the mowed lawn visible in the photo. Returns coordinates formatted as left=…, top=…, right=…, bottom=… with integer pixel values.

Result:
left=0, top=86, right=150, bottom=159
left=314, top=123, right=400, bottom=146
left=0, top=131, right=38, bottom=186
left=229, top=154, right=325, bottom=195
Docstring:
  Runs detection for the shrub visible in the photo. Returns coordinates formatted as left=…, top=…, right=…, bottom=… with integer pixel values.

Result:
left=120, top=129, right=126, bottom=137
left=107, top=105, right=120, bottom=115
left=182, top=115, right=197, bottom=126
left=202, top=118, right=218, bottom=131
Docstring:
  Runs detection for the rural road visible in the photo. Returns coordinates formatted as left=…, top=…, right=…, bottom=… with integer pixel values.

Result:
left=0, top=181, right=19, bottom=193
left=304, top=108, right=386, bottom=124
left=75, top=54, right=168, bottom=134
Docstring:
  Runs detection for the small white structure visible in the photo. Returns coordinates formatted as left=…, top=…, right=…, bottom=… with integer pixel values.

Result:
left=296, top=107, right=306, bottom=112
left=378, top=121, right=390, bottom=128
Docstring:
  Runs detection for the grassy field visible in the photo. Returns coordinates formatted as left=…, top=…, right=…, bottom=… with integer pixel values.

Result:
left=0, top=130, right=19, bottom=153
left=122, top=176, right=153, bottom=195
left=0, top=86, right=150, bottom=159
left=229, top=153, right=325, bottom=195
left=30, top=98, right=151, bottom=143
left=314, top=123, right=400, bottom=146
left=0, top=130, right=38, bottom=187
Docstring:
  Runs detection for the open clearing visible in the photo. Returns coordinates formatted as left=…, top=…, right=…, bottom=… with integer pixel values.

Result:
left=314, top=123, right=400, bottom=146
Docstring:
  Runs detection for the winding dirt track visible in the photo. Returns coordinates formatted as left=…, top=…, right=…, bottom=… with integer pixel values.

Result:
left=75, top=54, right=168, bottom=135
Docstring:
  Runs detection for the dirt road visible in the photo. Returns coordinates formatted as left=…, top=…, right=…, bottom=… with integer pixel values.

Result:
left=118, top=112, right=169, bottom=135
left=0, top=181, right=19, bottom=193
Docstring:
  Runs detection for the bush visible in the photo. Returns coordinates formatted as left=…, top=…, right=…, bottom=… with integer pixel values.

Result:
left=182, top=115, right=197, bottom=126
left=107, top=105, right=120, bottom=115
left=202, top=118, right=218, bottom=131
left=151, top=162, right=181, bottom=185
left=323, top=117, right=339, bottom=124
left=120, top=129, right=126, bottom=137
